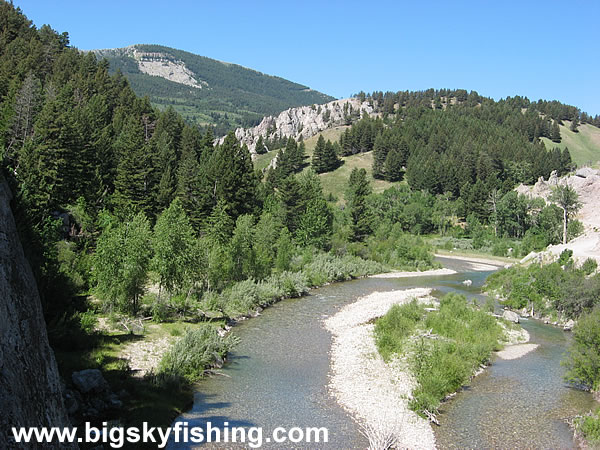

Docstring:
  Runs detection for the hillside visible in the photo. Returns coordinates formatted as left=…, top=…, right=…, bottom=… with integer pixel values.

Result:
left=255, top=126, right=398, bottom=201
left=93, top=44, right=334, bottom=134
left=540, top=121, right=600, bottom=166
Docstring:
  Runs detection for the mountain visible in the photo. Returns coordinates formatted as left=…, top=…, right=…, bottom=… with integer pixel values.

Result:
left=93, top=44, right=334, bottom=134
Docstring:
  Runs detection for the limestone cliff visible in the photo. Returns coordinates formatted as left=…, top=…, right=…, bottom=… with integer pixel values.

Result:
left=220, top=97, right=375, bottom=153
left=0, top=177, right=73, bottom=447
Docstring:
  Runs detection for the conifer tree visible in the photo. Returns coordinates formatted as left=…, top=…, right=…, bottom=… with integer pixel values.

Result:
left=113, top=116, right=153, bottom=216
left=311, top=135, right=327, bottom=173
left=255, top=135, right=267, bottom=154
left=346, top=168, right=372, bottom=241
left=203, top=132, right=258, bottom=222
left=551, top=120, right=561, bottom=142
left=372, top=133, right=390, bottom=179
left=384, top=147, right=404, bottom=181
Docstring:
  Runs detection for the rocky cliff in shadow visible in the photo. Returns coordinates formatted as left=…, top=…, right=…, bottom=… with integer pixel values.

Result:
left=0, top=176, right=74, bottom=447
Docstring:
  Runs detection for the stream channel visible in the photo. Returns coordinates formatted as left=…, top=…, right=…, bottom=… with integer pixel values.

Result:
left=170, top=257, right=596, bottom=448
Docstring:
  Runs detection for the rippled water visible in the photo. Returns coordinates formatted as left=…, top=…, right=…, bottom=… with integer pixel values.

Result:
left=170, top=258, right=595, bottom=448
left=434, top=316, right=596, bottom=449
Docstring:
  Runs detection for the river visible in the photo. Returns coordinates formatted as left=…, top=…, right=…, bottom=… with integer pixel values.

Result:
left=170, top=257, right=596, bottom=448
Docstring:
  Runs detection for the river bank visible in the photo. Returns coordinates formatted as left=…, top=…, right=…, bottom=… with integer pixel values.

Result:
left=324, top=288, right=437, bottom=449
left=324, top=257, right=533, bottom=449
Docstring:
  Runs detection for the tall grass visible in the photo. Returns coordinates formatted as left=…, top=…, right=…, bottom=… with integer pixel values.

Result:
left=157, top=325, right=238, bottom=382
left=374, top=293, right=505, bottom=417
left=201, top=253, right=384, bottom=318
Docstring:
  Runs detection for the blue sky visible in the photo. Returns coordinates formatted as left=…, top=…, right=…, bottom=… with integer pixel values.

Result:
left=13, top=0, right=600, bottom=115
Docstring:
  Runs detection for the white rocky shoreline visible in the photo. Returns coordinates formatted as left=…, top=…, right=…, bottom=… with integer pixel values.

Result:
left=324, top=288, right=437, bottom=449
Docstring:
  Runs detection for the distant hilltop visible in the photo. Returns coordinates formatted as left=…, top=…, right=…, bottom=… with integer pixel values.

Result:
left=92, top=44, right=334, bottom=133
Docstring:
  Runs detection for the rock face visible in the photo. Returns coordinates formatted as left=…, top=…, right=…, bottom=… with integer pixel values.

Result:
left=0, top=177, right=73, bottom=447
left=515, top=167, right=600, bottom=264
left=95, top=45, right=207, bottom=89
left=502, top=310, right=520, bottom=324
left=220, top=97, right=375, bottom=153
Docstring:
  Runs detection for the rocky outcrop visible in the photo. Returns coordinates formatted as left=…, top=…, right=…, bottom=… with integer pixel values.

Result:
left=516, top=167, right=600, bottom=264
left=220, top=97, right=375, bottom=153
left=66, top=370, right=123, bottom=421
left=0, top=177, right=73, bottom=447
left=502, top=309, right=520, bottom=323
left=563, top=319, right=576, bottom=331
left=95, top=45, right=207, bottom=89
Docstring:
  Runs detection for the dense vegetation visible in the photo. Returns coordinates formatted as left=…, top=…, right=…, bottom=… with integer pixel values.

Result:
left=3, top=1, right=599, bottom=435
left=485, top=250, right=599, bottom=319
left=0, top=2, right=439, bottom=428
left=95, top=44, right=334, bottom=134
left=330, top=94, right=580, bottom=223
left=375, top=294, right=505, bottom=418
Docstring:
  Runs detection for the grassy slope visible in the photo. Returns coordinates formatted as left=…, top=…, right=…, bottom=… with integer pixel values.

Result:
left=541, top=122, right=600, bottom=166
left=254, top=126, right=400, bottom=202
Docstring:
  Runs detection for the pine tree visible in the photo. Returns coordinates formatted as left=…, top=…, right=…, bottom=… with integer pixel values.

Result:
left=570, top=116, right=579, bottom=133
left=384, top=147, right=404, bottom=181
left=346, top=168, right=372, bottom=241
left=176, top=143, right=203, bottom=230
left=113, top=116, right=153, bottom=216
left=311, top=135, right=327, bottom=173
left=278, top=175, right=304, bottom=233
left=322, top=139, right=340, bottom=172
left=551, top=120, right=561, bottom=142
left=206, top=132, right=258, bottom=222
left=372, top=133, right=390, bottom=179
left=255, top=135, right=267, bottom=154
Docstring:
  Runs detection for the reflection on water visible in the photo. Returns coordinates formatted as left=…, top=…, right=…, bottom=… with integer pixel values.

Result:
left=169, top=257, right=595, bottom=449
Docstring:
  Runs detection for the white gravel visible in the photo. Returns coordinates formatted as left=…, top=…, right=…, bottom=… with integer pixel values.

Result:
left=496, top=343, right=539, bottom=360
left=324, top=288, right=437, bottom=449
left=434, top=254, right=507, bottom=270
left=370, top=268, right=456, bottom=278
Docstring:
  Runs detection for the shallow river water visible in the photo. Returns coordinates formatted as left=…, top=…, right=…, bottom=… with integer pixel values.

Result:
left=170, top=257, right=595, bottom=448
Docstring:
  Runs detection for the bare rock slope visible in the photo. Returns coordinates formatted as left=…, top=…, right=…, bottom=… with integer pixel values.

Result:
left=0, top=177, right=73, bottom=447
left=221, top=97, right=374, bottom=153
left=516, top=168, right=600, bottom=263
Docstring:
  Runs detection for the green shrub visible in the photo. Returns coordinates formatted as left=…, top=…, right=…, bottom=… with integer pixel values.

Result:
left=564, top=309, right=600, bottom=391
left=151, top=301, right=171, bottom=323
left=78, top=310, right=98, bottom=334
left=576, top=410, right=600, bottom=443
left=581, top=258, right=598, bottom=276
left=158, top=326, right=238, bottom=382
left=568, top=219, right=585, bottom=241
left=375, top=301, right=425, bottom=360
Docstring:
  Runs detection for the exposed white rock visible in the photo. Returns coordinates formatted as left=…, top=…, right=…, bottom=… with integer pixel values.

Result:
left=132, top=48, right=206, bottom=89
left=94, top=45, right=207, bottom=89
left=563, top=319, right=576, bottom=331
left=502, top=309, right=520, bottom=323
left=496, top=343, right=538, bottom=360
left=515, top=167, right=600, bottom=264
left=220, top=97, right=374, bottom=153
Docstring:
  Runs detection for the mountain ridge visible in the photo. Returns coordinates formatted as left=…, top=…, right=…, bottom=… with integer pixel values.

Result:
left=93, top=44, right=334, bottom=133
